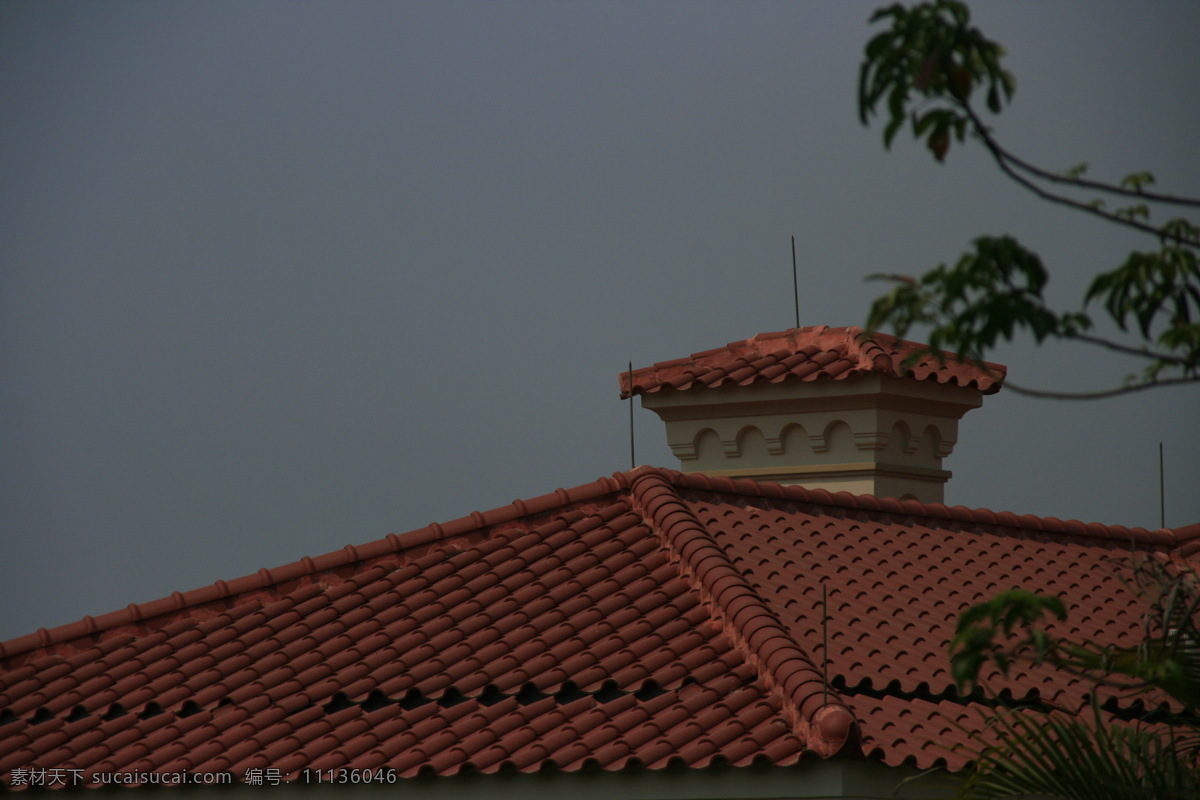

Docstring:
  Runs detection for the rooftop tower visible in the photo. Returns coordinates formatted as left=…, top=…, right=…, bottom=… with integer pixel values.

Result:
left=620, top=326, right=1006, bottom=504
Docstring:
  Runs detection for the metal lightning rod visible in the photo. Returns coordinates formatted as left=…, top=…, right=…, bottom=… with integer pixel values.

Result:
left=1160, top=441, right=1165, bottom=529
left=792, top=235, right=800, bottom=329
left=629, top=361, right=636, bottom=470
left=822, top=581, right=829, bottom=707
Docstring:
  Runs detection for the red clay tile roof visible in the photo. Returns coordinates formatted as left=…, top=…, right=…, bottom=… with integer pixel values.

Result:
left=2, top=468, right=1194, bottom=787
left=619, top=326, right=1006, bottom=398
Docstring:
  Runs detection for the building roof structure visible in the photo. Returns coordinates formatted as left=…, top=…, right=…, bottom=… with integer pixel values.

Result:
left=3, top=466, right=1197, bottom=791
left=3, top=325, right=1194, bottom=797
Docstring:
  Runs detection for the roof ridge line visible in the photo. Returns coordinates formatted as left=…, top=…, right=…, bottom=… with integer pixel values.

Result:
left=663, top=470, right=1178, bottom=546
left=627, top=468, right=857, bottom=758
left=0, top=471, right=640, bottom=663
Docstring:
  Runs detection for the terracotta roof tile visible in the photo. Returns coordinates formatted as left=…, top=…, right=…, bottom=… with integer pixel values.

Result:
left=619, top=326, right=1006, bottom=398
left=3, top=466, right=1195, bottom=786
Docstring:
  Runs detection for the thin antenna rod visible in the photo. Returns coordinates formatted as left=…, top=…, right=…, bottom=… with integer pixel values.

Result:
left=629, top=361, right=636, bottom=470
left=822, top=581, right=828, bottom=707
left=791, top=235, right=800, bottom=329
left=1160, top=441, right=1165, bottom=529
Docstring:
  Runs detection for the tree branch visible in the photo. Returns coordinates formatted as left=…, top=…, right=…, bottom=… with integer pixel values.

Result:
left=979, top=131, right=1200, bottom=209
left=1003, top=376, right=1200, bottom=401
left=1073, top=333, right=1193, bottom=366
left=961, top=104, right=1199, bottom=247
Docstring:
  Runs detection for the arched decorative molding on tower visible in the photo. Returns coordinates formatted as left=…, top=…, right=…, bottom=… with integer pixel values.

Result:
left=778, top=423, right=808, bottom=458
left=822, top=420, right=855, bottom=456
left=736, top=425, right=769, bottom=462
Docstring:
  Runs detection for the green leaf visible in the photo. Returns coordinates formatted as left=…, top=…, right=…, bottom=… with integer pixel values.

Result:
left=927, top=125, right=951, bottom=161
left=1064, top=162, right=1090, bottom=179
left=860, top=3, right=1198, bottom=395
left=883, top=114, right=905, bottom=149
left=1086, top=240, right=1200, bottom=350
left=1120, top=170, right=1157, bottom=192
left=1116, top=204, right=1151, bottom=223
left=858, top=0, right=1013, bottom=158
left=864, top=30, right=894, bottom=59
left=955, top=699, right=1200, bottom=800
left=864, top=235, right=1086, bottom=365
left=944, top=562, right=1200, bottom=799
left=949, top=588, right=1069, bottom=689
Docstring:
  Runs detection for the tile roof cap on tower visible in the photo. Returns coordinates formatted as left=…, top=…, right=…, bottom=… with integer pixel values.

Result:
left=620, top=326, right=1006, bottom=398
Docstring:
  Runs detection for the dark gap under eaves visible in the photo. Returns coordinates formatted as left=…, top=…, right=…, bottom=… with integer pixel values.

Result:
left=517, top=683, right=548, bottom=705
left=438, top=687, right=466, bottom=708
left=307, top=675, right=731, bottom=718
left=478, top=685, right=507, bottom=707
left=323, top=693, right=355, bottom=713
left=6, top=673, right=743, bottom=727
left=831, top=673, right=1190, bottom=724
left=400, top=688, right=431, bottom=711
left=361, top=690, right=392, bottom=712
left=1101, top=695, right=1200, bottom=726
left=832, top=673, right=1038, bottom=709
left=554, top=681, right=587, bottom=704
left=635, top=680, right=666, bottom=701
left=594, top=680, right=623, bottom=704
left=138, top=702, right=163, bottom=720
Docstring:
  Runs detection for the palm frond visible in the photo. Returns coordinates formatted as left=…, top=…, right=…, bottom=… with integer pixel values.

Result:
left=954, top=704, right=1200, bottom=800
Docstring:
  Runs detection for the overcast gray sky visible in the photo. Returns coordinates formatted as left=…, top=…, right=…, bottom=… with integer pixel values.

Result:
left=3, top=1, right=1198, bottom=643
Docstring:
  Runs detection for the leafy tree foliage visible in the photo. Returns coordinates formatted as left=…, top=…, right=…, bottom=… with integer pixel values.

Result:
left=858, top=1, right=1200, bottom=399
left=858, top=6, right=1200, bottom=796
left=945, top=560, right=1200, bottom=799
